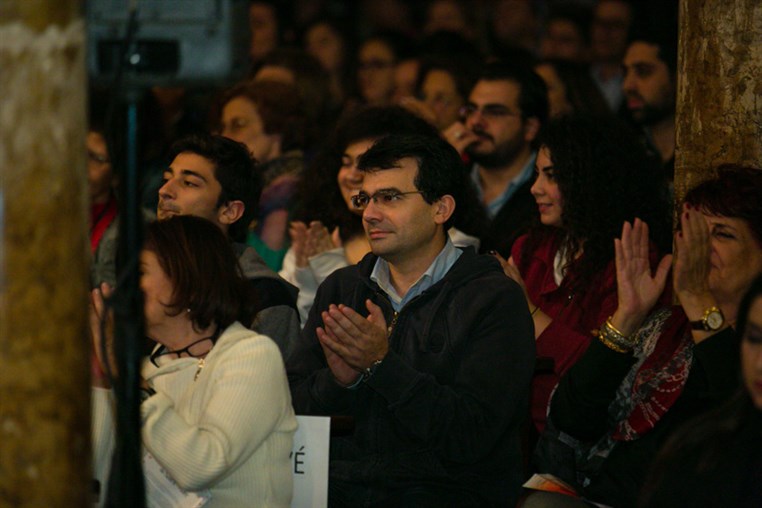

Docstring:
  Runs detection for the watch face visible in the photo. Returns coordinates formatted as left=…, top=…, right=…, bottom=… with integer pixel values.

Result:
left=706, top=310, right=724, bottom=330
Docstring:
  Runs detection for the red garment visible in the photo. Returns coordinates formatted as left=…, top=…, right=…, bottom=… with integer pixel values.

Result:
left=512, top=232, right=613, bottom=432
left=512, top=231, right=670, bottom=432
left=90, top=196, right=117, bottom=254
left=612, top=306, right=692, bottom=440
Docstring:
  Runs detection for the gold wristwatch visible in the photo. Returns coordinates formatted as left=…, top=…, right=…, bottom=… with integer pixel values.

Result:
left=690, top=306, right=725, bottom=331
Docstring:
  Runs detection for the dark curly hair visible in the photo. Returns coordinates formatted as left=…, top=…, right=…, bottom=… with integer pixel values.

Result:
left=519, top=114, right=671, bottom=294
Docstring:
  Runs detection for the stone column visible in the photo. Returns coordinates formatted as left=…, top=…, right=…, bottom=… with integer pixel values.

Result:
left=0, top=1, right=90, bottom=506
left=675, top=0, right=762, bottom=203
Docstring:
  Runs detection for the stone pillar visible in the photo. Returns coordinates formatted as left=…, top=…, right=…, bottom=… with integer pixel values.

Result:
left=0, top=1, right=90, bottom=507
left=675, top=0, right=762, bottom=203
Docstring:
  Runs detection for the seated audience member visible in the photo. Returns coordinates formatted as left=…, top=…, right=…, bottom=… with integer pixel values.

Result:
left=641, top=274, right=762, bottom=508
left=253, top=47, right=333, bottom=143
left=287, top=134, right=535, bottom=507
left=281, top=106, right=486, bottom=324
left=488, top=0, right=541, bottom=56
left=88, top=121, right=119, bottom=286
left=622, top=27, right=678, bottom=178
left=523, top=165, right=762, bottom=508
left=589, top=0, right=634, bottom=112
left=356, top=31, right=413, bottom=107
left=218, top=80, right=306, bottom=271
left=301, top=16, right=356, bottom=115
left=247, top=0, right=288, bottom=70
left=91, top=215, right=297, bottom=507
left=444, top=60, right=549, bottom=257
left=401, top=55, right=481, bottom=131
left=422, top=0, right=479, bottom=42
left=539, top=3, right=593, bottom=63
left=500, top=114, right=671, bottom=433
left=159, top=134, right=299, bottom=356
left=534, top=59, right=611, bottom=118
left=88, top=106, right=157, bottom=289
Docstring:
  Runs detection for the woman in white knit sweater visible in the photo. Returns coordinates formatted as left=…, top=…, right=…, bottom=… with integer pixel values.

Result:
left=91, top=215, right=297, bottom=507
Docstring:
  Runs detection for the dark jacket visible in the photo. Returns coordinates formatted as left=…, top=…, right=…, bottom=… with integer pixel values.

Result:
left=545, top=325, right=739, bottom=508
left=233, top=243, right=300, bottom=358
left=479, top=178, right=538, bottom=258
left=286, top=247, right=536, bottom=507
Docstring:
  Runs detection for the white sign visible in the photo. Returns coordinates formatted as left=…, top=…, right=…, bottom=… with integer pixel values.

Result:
left=291, top=416, right=331, bottom=508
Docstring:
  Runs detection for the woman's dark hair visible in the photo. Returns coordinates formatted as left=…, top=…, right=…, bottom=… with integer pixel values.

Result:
left=536, top=59, right=612, bottom=117
left=685, top=164, right=762, bottom=247
left=519, top=114, right=671, bottom=294
left=143, top=215, right=247, bottom=333
left=639, top=274, right=762, bottom=507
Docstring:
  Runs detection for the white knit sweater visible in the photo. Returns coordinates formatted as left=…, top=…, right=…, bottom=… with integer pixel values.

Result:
left=92, top=322, right=297, bottom=507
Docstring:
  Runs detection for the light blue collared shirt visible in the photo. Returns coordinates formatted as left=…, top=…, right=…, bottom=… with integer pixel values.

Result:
left=370, top=237, right=462, bottom=312
left=471, top=152, right=537, bottom=219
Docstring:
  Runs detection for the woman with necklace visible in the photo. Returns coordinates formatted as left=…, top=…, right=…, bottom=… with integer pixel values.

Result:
left=91, top=215, right=297, bottom=507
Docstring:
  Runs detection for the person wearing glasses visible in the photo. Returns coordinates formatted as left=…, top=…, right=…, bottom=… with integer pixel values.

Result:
left=287, top=133, right=535, bottom=507
left=91, top=215, right=297, bottom=507
left=443, top=59, right=549, bottom=257
left=87, top=121, right=119, bottom=287
left=280, top=106, right=484, bottom=324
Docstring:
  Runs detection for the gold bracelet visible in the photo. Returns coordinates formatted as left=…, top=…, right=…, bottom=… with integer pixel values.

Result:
left=598, top=330, right=629, bottom=353
left=604, top=317, right=629, bottom=339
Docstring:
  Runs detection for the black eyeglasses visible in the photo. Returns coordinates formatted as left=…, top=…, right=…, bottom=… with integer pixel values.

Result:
left=350, top=189, right=424, bottom=210
left=149, top=335, right=216, bottom=367
left=459, top=104, right=519, bottom=121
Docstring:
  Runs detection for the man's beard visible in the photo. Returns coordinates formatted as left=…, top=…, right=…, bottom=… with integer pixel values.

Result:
left=628, top=91, right=675, bottom=127
left=632, top=103, right=674, bottom=127
left=466, top=134, right=525, bottom=169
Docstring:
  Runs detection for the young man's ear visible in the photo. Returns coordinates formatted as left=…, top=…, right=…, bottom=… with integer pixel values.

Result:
left=433, top=194, right=456, bottom=226
left=523, top=116, right=541, bottom=143
left=217, top=200, right=245, bottom=227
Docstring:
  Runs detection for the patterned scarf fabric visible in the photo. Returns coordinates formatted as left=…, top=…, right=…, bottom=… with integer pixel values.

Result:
left=574, top=306, right=693, bottom=480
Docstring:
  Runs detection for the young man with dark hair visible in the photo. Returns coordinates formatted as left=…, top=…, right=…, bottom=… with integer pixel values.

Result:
left=158, top=134, right=299, bottom=355
left=622, top=23, right=678, bottom=179
left=445, top=59, right=549, bottom=257
left=287, top=133, right=535, bottom=507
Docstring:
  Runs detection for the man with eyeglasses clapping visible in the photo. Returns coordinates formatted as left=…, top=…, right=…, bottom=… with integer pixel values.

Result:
left=287, top=133, right=535, bottom=508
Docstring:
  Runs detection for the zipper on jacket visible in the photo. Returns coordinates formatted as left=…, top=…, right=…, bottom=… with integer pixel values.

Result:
left=387, top=311, right=399, bottom=338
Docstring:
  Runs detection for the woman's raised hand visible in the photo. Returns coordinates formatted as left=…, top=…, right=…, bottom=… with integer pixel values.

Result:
left=289, top=221, right=309, bottom=267
left=611, top=219, right=673, bottom=336
left=673, top=204, right=712, bottom=301
left=304, top=221, right=339, bottom=258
